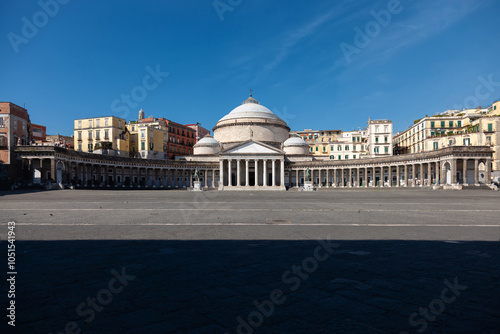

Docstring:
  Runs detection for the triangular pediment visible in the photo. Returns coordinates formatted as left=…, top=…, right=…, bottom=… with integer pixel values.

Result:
left=221, top=140, right=283, bottom=155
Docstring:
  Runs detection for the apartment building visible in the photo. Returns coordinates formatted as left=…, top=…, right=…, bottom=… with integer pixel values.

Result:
left=74, top=116, right=129, bottom=157
left=393, top=101, right=500, bottom=179
left=366, top=119, right=393, bottom=157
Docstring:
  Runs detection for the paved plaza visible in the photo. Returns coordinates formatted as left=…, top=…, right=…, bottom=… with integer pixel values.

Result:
left=1, top=188, right=499, bottom=333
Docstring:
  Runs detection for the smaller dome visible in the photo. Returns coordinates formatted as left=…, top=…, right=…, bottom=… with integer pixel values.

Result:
left=284, top=137, right=308, bottom=147
left=194, top=134, right=219, bottom=147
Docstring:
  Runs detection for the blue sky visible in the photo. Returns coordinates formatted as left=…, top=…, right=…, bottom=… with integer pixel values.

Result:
left=1, top=0, right=499, bottom=136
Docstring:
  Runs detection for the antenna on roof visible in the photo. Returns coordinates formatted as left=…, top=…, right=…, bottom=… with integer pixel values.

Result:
left=249, top=88, right=253, bottom=97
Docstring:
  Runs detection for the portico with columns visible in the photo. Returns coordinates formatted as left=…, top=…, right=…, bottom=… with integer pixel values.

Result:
left=217, top=139, right=286, bottom=190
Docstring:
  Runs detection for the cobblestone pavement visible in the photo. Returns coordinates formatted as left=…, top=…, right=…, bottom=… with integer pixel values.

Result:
left=1, top=189, right=499, bottom=333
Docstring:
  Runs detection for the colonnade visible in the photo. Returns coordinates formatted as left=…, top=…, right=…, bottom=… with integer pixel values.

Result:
left=219, top=158, right=285, bottom=188
left=289, top=157, right=492, bottom=188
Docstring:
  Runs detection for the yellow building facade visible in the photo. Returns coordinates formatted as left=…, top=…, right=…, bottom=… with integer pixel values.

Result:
left=126, top=122, right=169, bottom=160
left=74, top=116, right=129, bottom=157
left=394, top=101, right=500, bottom=179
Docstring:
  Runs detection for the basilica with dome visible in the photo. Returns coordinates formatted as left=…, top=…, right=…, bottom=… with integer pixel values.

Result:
left=185, top=94, right=312, bottom=190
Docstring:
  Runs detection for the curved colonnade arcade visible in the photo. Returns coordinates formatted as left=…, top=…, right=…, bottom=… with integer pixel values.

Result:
left=16, top=145, right=492, bottom=189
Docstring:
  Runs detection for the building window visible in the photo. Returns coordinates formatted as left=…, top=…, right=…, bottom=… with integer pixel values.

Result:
left=323, top=146, right=326, bottom=152
left=78, top=143, right=82, bottom=151
left=315, top=146, right=318, bottom=151
left=431, top=121, right=435, bottom=128
left=385, top=146, right=388, bottom=153
left=353, top=155, right=356, bottom=159
left=88, top=131, right=92, bottom=139
left=375, top=137, right=378, bottom=143
left=374, top=147, right=379, bottom=153
left=78, top=121, right=82, bottom=129
left=384, top=136, right=388, bottom=143
left=338, top=155, right=341, bottom=160
left=96, top=119, right=100, bottom=127
left=141, top=130, right=145, bottom=139
left=486, top=136, right=491, bottom=144
left=345, top=145, right=349, bottom=150
left=337, top=145, right=342, bottom=151
left=488, top=123, right=493, bottom=132
left=457, top=121, right=461, bottom=127
left=431, top=131, right=435, bottom=136
left=14, top=121, right=17, bottom=130
left=118, top=120, right=122, bottom=128
left=88, top=143, right=93, bottom=151
left=449, top=140, right=453, bottom=146
left=141, top=141, right=145, bottom=150
left=330, top=155, right=334, bottom=160
left=78, top=131, right=82, bottom=140
left=104, top=129, right=109, bottom=140
left=150, top=142, right=154, bottom=150
left=449, top=121, right=453, bottom=127
left=433, top=142, right=438, bottom=150
left=330, top=146, right=334, bottom=151
left=463, top=138, right=470, bottom=145
left=95, top=131, right=100, bottom=140
left=345, top=155, right=349, bottom=160
left=105, top=119, right=108, bottom=127
left=384, top=125, right=388, bottom=132
left=441, top=121, right=445, bottom=128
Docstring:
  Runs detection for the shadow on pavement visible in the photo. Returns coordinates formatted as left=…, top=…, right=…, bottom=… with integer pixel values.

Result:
left=10, top=240, right=500, bottom=334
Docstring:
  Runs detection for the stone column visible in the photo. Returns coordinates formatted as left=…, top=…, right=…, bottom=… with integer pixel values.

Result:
left=228, top=159, right=232, bottom=186
left=419, top=163, right=423, bottom=187
left=379, top=167, right=383, bottom=187
left=388, top=166, right=392, bottom=187
left=396, top=165, right=400, bottom=187
left=295, top=168, right=298, bottom=188
left=364, top=167, right=367, bottom=187
left=404, top=165, right=408, bottom=187
left=474, top=159, right=479, bottom=185
left=245, top=160, right=249, bottom=187
left=97, top=165, right=102, bottom=186
left=435, top=161, right=440, bottom=185
left=428, top=163, right=432, bottom=186
left=255, top=159, right=259, bottom=186
left=326, top=169, right=330, bottom=188
left=122, top=166, right=125, bottom=186
left=280, top=159, right=285, bottom=188
left=318, top=169, right=322, bottom=188
left=50, top=159, right=56, bottom=182
left=333, top=168, right=337, bottom=187
left=485, top=158, right=492, bottom=184
left=341, top=168, right=344, bottom=187
left=212, top=169, right=215, bottom=188
left=462, top=159, right=468, bottom=185
left=451, top=159, right=457, bottom=185
left=272, top=160, right=276, bottom=186
left=237, top=159, right=241, bottom=186
left=411, top=164, right=415, bottom=187
left=263, top=159, right=267, bottom=186
left=219, top=160, right=224, bottom=189
left=440, top=162, right=446, bottom=185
